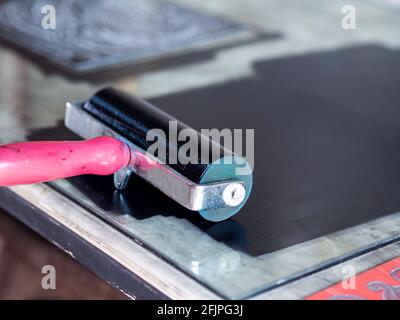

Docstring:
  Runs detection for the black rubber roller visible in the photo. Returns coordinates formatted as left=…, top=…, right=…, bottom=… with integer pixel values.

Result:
left=83, top=88, right=253, bottom=221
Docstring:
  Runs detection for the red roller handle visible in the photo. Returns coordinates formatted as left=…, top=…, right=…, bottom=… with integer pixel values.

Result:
left=0, top=136, right=130, bottom=186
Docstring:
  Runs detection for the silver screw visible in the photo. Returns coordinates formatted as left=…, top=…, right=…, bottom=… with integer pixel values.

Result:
left=223, top=182, right=246, bottom=207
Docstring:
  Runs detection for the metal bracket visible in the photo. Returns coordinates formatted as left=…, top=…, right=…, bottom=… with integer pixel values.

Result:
left=65, top=102, right=246, bottom=211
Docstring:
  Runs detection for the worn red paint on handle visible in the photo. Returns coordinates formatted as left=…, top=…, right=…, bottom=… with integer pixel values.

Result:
left=0, top=136, right=130, bottom=186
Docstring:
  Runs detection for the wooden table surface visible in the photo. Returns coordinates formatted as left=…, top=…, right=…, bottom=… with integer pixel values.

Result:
left=0, top=209, right=125, bottom=299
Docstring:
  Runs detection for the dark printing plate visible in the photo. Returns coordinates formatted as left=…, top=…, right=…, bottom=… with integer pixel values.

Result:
left=0, top=0, right=250, bottom=72
left=150, top=45, right=400, bottom=256
left=38, top=45, right=400, bottom=258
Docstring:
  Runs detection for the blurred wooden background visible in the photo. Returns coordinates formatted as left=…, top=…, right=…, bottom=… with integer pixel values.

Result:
left=0, top=208, right=126, bottom=299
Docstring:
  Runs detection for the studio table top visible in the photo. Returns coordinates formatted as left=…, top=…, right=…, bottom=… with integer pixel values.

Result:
left=0, top=0, right=400, bottom=299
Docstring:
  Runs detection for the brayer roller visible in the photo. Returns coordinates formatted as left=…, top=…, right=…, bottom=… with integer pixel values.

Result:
left=0, top=88, right=253, bottom=222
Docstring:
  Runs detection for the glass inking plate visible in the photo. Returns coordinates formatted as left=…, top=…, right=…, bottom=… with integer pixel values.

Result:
left=44, top=45, right=400, bottom=298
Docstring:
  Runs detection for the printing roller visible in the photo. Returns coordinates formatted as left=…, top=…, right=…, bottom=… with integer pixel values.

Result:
left=0, top=88, right=253, bottom=222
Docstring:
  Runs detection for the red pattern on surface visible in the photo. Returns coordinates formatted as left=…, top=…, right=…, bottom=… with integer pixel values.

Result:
left=307, top=257, right=400, bottom=300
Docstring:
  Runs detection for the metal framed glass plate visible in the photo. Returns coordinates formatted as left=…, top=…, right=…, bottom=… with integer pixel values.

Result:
left=43, top=45, right=400, bottom=298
